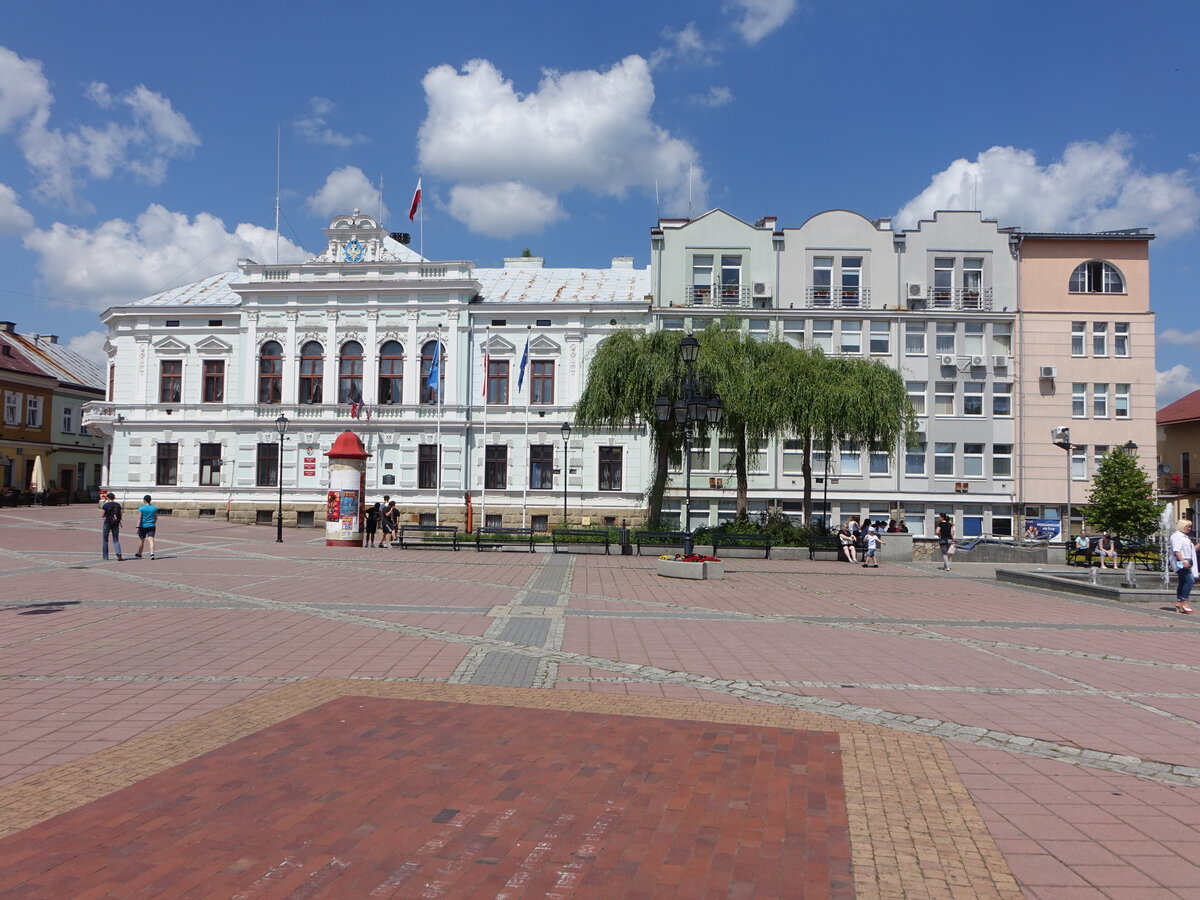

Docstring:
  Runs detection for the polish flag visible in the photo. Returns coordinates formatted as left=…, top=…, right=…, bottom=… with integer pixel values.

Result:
left=408, top=177, right=422, bottom=221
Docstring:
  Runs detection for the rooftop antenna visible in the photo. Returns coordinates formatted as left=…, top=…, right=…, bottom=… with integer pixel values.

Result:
left=688, top=165, right=694, bottom=219
left=274, top=124, right=281, bottom=264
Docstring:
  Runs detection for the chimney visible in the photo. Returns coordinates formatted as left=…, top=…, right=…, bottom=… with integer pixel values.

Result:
left=0, top=322, right=15, bottom=333
left=610, top=257, right=633, bottom=269
left=503, top=256, right=544, bottom=269
left=44, top=335, right=58, bottom=344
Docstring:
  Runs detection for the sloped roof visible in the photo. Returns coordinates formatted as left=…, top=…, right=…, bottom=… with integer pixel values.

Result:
left=1158, top=389, right=1200, bottom=426
left=0, top=335, right=52, bottom=379
left=126, top=271, right=241, bottom=308
left=473, top=265, right=650, bottom=304
left=1, top=333, right=103, bottom=390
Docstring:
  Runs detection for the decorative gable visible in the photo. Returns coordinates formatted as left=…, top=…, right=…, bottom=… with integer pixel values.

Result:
left=484, top=335, right=516, bottom=355
left=195, top=336, right=233, bottom=355
left=529, top=335, right=561, bottom=354
left=152, top=336, right=189, bottom=354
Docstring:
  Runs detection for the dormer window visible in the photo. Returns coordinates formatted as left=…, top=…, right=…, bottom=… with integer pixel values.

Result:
left=1070, top=261, right=1124, bottom=293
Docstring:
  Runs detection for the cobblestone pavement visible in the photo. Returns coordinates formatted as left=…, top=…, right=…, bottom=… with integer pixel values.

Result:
left=1, top=508, right=1198, bottom=897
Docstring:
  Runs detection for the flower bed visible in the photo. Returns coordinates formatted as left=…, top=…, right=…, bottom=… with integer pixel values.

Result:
left=655, top=554, right=725, bottom=580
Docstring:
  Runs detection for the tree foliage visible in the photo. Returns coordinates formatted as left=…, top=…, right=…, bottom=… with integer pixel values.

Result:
left=1083, top=450, right=1163, bottom=540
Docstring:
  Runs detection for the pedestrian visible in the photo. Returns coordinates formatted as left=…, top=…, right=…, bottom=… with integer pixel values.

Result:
left=364, top=502, right=380, bottom=548
left=862, top=526, right=883, bottom=568
left=100, top=492, right=123, bottom=561
left=380, top=500, right=397, bottom=548
left=1170, top=518, right=1195, bottom=614
left=135, top=494, right=158, bottom=559
left=936, top=513, right=955, bottom=571
left=838, top=523, right=857, bottom=564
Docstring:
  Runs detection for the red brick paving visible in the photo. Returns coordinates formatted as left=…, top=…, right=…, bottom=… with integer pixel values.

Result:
left=0, top=696, right=853, bottom=899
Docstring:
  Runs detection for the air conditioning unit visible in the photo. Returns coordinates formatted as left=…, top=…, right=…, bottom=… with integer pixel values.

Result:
left=907, top=282, right=926, bottom=298
left=992, top=354, right=1010, bottom=368
left=752, top=281, right=772, bottom=298
left=969, top=355, right=985, bottom=367
left=938, top=354, right=956, bottom=366
left=1039, top=365, right=1057, bottom=379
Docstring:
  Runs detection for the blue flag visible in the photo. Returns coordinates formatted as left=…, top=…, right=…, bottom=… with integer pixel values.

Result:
left=517, top=334, right=530, bottom=391
left=426, top=341, right=441, bottom=392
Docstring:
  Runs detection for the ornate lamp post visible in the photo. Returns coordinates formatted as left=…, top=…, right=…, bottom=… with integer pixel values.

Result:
left=275, top=414, right=288, bottom=543
left=655, top=334, right=724, bottom=556
left=1051, top=426, right=1075, bottom=544
left=560, top=421, right=571, bottom=525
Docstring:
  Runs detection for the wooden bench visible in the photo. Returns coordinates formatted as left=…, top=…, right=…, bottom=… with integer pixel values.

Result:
left=1065, top=537, right=1099, bottom=567
left=634, top=530, right=690, bottom=556
left=1121, top=541, right=1162, bottom=571
left=808, top=535, right=843, bottom=560
left=711, top=531, right=771, bottom=559
left=398, top=524, right=460, bottom=550
left=551, top=528, right=611, bottom=554
left=474, top=527, right=536, bottom=552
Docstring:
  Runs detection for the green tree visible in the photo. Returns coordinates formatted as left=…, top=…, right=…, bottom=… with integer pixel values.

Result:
left=1083, top=449, right=1163, bottom=540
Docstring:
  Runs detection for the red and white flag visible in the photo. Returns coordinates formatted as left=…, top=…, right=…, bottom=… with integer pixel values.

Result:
left=408, top=177, right=422, bottom=221
left=350, top=400, right=360, bottom=419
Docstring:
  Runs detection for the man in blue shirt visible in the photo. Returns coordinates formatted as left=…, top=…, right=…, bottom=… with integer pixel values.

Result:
left=135, top=494, right=158, bottom=559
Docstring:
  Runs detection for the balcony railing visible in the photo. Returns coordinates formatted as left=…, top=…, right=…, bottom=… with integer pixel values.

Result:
left=805, top=287, right=872, bottom=309
left=1159, top=474, right=1200, bottom=495
left=83, top=400, right=561, bottom=427
left=917, top=287, right=994, bottom=311
left=686, top=285, right=754, bottom=308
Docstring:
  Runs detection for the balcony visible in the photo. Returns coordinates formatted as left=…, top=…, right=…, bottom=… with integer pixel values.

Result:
left=1159, top=474, right=1200, bottom=495
left=914, top=287, right=993, bottom=311
left=805, top=287, right=872, bottom=309
left=685, top=285, right=755, bottom=308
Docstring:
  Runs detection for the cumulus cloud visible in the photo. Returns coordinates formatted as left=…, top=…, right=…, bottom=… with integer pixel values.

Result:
left=1158, top=364, right=1200, bottom=406
left=690, top=86, right=734, bottom=108
left=66, top=329, right=107, bottom=367
left=418, top=56, right=706, bottom=236
left=728, top=0, right=798, bottom=44
left=295, top=96, right=366, bottom=147
left=1159, top=328, right=1200, bottom=347
left=447, top=182, right=565, bottom=239
left=896, top=133, right=1200, bottom=237
left=0, top=183, right=33, bottom=234
left=0, top=45, right=51, bottom=133
left=306, top=166, right=387, bottom=220
left=23, top=204, right=308, bottom=311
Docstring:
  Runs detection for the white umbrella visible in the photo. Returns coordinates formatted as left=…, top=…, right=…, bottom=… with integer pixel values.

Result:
left=30, top=455, right=45, bottom=492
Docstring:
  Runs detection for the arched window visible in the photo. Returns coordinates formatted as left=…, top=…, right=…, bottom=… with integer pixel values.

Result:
left=420, top=339, right=444, bottom=404
left=338, top=340, right=363, bottom=403
left=258, top=341, right=282, bottom=404
left=1069, top=261, right=1125, bottom=294
left=299, top=341, right=324, bottom=404
left=378, top=341, right=404, bottom=405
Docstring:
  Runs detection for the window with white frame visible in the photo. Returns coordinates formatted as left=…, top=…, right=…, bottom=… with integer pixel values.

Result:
left=62, top=406, right=74, bottom=433
left=719, top=439, right=766, bottom=472
left=719, top=255, right=742, bottom=302
left=783, top=320, right=804, bottom=346
left=963, top=443, right=984, bottom=477
left=935, top=381, right=955, bottom=416
left=869, top=442, right=889, bottom=475
left=963, top=382, right=984, bottom=417
left=1114, top=322, right=1129, bottom=356
left=904, top=321, right=926, bottom=355
left=748, top=319, right=771, bottom=342
left=1072, top=383, right=1087, bottom=417
left=25, top=395, right=41, bottom=428
left=1093, top=383, right=1109, bottom=418
left=691, top=317, right=712, bottom=331
left=935, top=322, right=956, bottom=354
left=3, top=392, right=18, bottom=426
left=933, top=258, right=954, bottom=306
left=1071, top=445, right=1087, bottom=480
left=934, top=442, right=955, bottom=476
left=839, top=440, right=861, bottom=476
left=962, top=504, right=984, bottom=537
left=993, top=444, right=1012, bottom=478
left=1071, top=321, right=1086, bottom=356
left=812, top=257, right=833, bottom=303
left=992, top=505, right=1014, bottom=537
left=812, top=320, right=833, bottom=353
left=1092, top=322, right=1108, bottom=356
left=811, top=439, right=829, bottom=475
left=782, top=439, right=805, bottom=474
left=1070, top=260, right=1124, bottom=293
left=993, top=383, right=1012, bottom=417
left=1115, top=383, right=1130, bottom=418
left=1093, top=445, right=1110, bottom=471
left=841, top=257, right=862, bottom=304
left=662, top=317, right=685, bottom=331
left=869, top=321, right=889, bottom=354
left=991, top=322, right=1012, bottom=356
left=691, top=255, right=713, bottom=304
left=962, top=258, right=984, bottom=306
left=906, top=381, right=926, bottom=416
left=905, top=442, right=926, bottom=476
left=964, top=322, right=984, bottom=356
left=839, top=320, right=862, bottom=354
left=691, top=437, right=712, bottom=472
left=904, top=503, right=926, bottom=535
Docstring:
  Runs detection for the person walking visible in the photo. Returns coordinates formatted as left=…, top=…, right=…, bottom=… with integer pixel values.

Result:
left=100, top=492, right=123, bottom=561
left=380, top=500, right=398, bottom=548
left=936, top=513, right=955, bottom=571
left=135, top=494, right=158, bottom=559
left=1170, top=518, right=1196, bottom=614
left=364, top=502, right=380, bottom=548
left=862, top=526, right=883, bottom=568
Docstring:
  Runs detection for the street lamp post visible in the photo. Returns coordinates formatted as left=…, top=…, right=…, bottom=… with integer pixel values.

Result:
left=1051, top=426, right=1075, bottom=544
left=275, top=414, right=288, bottom=543
left=655, top=334, right=724, bottom=557
left=561, top=421, right=571, bottom=525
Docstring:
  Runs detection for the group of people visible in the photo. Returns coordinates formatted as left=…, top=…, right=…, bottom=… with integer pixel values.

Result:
left=1072, top=530, right=1119, bottom=567
left=836, top=516, right=887, bottom=567
left=363, top=495, right=399, bottom=548
left=99, top=493, right=159, bottom=561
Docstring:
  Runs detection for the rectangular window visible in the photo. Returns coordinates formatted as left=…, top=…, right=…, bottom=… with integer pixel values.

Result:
left=418, top=444, right=439, bottom=490
left=748, top=319, right=771, bottom=342
left=811, top=256, right=833, bottom=303
left=812, top=319, right=833, bottom=353
left=933, top=258, right=954, bottom=307
left=1114, top=322, right=1130, bottom=357
left=598, top=446, right=623, bottom=491
left=840, top=256, right=862, bottom=304
left=199, top=442, right=222, bottom=486
left=1115, top=383, right=1130, bottom=418
left=4, top=392, right=20, bottom=426
left=159, top=359, right=182, bottom=403
left=811, top=439, right=829, bottom=475
left=963, top=443, right=984, bottom=477
left=155, top=442, right=178, bottom=486
left=907, top=381, right=926, bottom=416
left=256, top=442, right=278, bottom=487
left=934, top=442, right=955, bottom=476
left=532, top=514, right=549, bottom=532
left=935, top=381, right=955, bottom=416
left=962, top=258, right=983, bottom=306
left=1072, top=383, right=1087, bottom=417
left=62, top=406, right=74, bottom=434
left=1071, top=321, right=1086, bottom=356
left=992, top=382, right=1012, bottom=417
left=904, top=322, right=926, bottom=355
left=720, top=255, right=742, bottom=303
left=662, top=317, right=685, bottom=331
left=1071, top=444, right=1087, bottom=480
left=869, top=443, right=889, bottom=475
left=869, top=321, right=890, bottom=354
left=1093, top=382, right=1109, bottom=418
left=993, top=444, right=1013, bottom=478
left=905, top=442, right=926, bottom=476
left=530, top=360, right=554, bottom=404
left=691, top=254, right=713, bottom=303
left=202, top=360, right=225, bottom=403
left=903, top=503, right=925, bottom=535
left=935, top=323, right=956, bottom=354
left=782, top=439, right=805, bottom=474
left=963, top=382, right=984, bottom=417
left=695, top=438, right=715, bottom=472
left=964, top=322, right=985, bottom=356
left=839, top=440, right=861, bottom=476
left=487, top=359, right=510, bottom=405
left=991, top=322, right=1012, bottom=356
left=485, top=445, right=507, bottom=489
left=530, top=444, right=554, bottom=490
left=25, top=395, right=41, bottom=428
left=1093, top=445, right=1110, bottom=471
left=1092, top=322, right=1108, bottom=356
left=783, top=319, right=805, bottom=347
left=839, top=320, right=862, bottom=354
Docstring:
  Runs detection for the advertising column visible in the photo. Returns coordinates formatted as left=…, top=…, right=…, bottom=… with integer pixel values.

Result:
left=324, top=431, right=370, bottom=547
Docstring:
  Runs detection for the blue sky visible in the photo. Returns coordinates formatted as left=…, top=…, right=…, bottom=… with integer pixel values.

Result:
left=2, top=1, right=1199, bottom=402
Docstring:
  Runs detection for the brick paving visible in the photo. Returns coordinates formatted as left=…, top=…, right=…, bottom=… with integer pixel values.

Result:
left=1, top=508, right=1199, bottom=896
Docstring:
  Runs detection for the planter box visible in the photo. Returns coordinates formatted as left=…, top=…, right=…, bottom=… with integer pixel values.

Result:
left=655, top=558, right=725, bottom=580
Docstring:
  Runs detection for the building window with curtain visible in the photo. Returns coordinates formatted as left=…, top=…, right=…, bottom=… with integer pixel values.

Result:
left=598, top=446, right=622, bottom=491
left=256, top=443, right=279, bottom=487
left=338, top=341, right=363, bottom=404
left=378, top=341, right=404, bottom=404
left=199, top=443, right=222, bottom=486
left=299, top=341, right=324, bottom=404
left=485, top=445, right=507, bottom=489
left=202, top=360, right=225, bottom=403
left=155, top=443, right=178, bottom=486
left=531, top=360, right=554, bottom=404
left=159, top=360, right=182, bottom=403
left=530, top=444, right=553, bottom=489
left=418, top=444, right=439, bottom=488
left=258, top=341, right=282, bottom=404
left=420, top=340, right=443, bottom=404
left=487, top=359, right=509, bottom=405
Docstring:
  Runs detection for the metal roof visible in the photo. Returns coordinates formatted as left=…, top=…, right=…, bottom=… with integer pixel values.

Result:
left=7, top=334, right=103, bottom=389
left=126, top=271, right=242, bottom=308
left=473, top=265, right=650, bottom=304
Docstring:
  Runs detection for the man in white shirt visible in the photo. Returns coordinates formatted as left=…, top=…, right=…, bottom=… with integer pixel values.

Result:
left=1169, top=518, right=1196, bottom=614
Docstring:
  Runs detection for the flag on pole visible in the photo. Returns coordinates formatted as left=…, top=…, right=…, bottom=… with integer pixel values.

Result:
left=517, top=333, right=531, bottom=392
left=426, top=341, right=440, bottom=394
left=364, top=403, right=372, bottom=421
left=408, top=177, right=422, bottom=221
left=350, top=400, right=360, bottom=419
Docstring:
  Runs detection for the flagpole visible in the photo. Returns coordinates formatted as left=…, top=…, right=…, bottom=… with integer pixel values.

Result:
left=419, top=174, right=424, bottom=259
left=434, top=324, right=442, bottom=525
left=522, top=325, right=531, bottom=528
left=481, top=327, right=489, bottom=530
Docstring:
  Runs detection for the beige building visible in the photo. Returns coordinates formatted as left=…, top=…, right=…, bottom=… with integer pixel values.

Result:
left=1156, top=390, right=1200, bottom=520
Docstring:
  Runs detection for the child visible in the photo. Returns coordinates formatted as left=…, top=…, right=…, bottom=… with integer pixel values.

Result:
left=862, top=527, right=883, bottom=568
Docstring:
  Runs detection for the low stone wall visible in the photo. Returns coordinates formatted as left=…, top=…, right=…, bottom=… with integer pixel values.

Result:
left=913, top=537, right=1053, bottom=565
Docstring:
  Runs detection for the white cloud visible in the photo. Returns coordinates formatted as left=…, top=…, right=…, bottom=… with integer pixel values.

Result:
left=0, top=45, right=51, bottom=133
left=306, top=166, right=387, bottom=220
left=727, top=0, right=798, bottom=44
left=447, top=182, right=565, bottom=239
left=1159, top=328, right=1200, bottom=347
left=23, top=204, right=308, bottom=311
left=650, top=23, right=719, bottom=69
left=1158, top=365, right=1200, bottom=407
left=66, top=329, right=107, bottom=367
left=418, top=55, right=706, bottom=236
left=896, top=133, right=1200, bottom=237
left=295, top=96, right=366, bottom=147
left=0, top=183, right=33, bottom=234
left=690, top=86, right=734, bottom=108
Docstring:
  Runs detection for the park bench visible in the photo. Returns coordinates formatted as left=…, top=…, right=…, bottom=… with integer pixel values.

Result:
left=711, top=531, right=771, bottom=559
left=398, top=524, right=460, bottom=550
left=808, top=535, right=843, bottom=560
left=474, top=527, right=536, bottom=552
left=551, top=528, right=611, bottom=554
left=1065, top=537, right=1100, bottom=567
left=634, top=530, right=690, bottom=556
